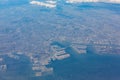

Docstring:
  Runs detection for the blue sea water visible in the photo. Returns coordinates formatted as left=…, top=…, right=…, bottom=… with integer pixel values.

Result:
left=40, top=42, right=120, bottom=80
left=2, top=53, right=120, bottom=80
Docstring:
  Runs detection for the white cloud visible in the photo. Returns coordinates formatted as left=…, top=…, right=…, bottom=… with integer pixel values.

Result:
left=46, top=0, right=57, bottom=4
left=66, top=0, right=120, bottom=3
left=30, top=0, right=120, bottom=8
left=30, top=1, right=56, bottom=8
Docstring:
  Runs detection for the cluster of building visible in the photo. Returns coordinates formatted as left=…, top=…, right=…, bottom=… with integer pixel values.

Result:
left=51, top=45, right=70, bottom=60
left=71, top=44, right=87, bottom=54
left=71, top=40, right=120, bottom=55
left=92, top=41, right=120, bottom=54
